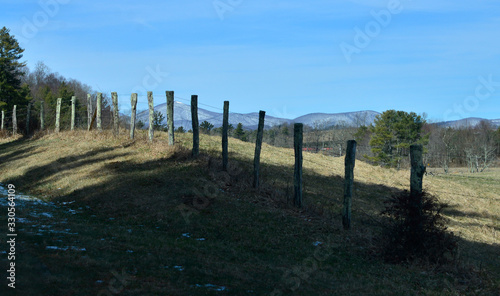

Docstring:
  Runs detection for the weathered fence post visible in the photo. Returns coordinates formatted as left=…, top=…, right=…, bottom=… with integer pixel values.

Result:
left=40, top=103, right=44, bottom=130
left=191, top=95, right=199, bottom=157
left=55, top=98, right=62, bottom=133
left=26, top=103, right=31, bottom=134
left=253, top=110, right=266, bottom=188
left=87, top=94, right=92, bottom=130
left=71, top=96, right=76, bottom=131
left=166, top=91, right=174, bottom=145
left=130, top=93, right=137, bottom=139
left=222, top=101, right=229, bottom=171
left=96, top=93, right=102, bottom=131
left=343, top=140, right=357, bottom=230
left=12, top=105, right=17, bottom=135
left=148, top=91, right=154, bottom=142
left=112, top=92, right=119, bottom=136
left=410, top=144, right=425, bottom=199
left=1, top=110, right=4, bottom=130
left=410, top=144, right=425, bottom=234
left=294, top=123, right=303, bottom=207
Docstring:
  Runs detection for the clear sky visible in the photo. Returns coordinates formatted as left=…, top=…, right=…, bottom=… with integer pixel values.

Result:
left=2, top=0, right=500, bottom=122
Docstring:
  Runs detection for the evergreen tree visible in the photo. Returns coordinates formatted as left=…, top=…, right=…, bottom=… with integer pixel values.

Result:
left=152, top=111, right=166, bottom=131
left=0, top=27, right=28, bottom=111
left=200, top=120, right=214, bottom=134
left=368, top=110, right=428, bottom=168
left=234, top=122, right=246, bottom=141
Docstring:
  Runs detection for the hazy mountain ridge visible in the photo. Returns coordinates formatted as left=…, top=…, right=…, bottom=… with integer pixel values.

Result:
left=135, top=102, right=499, bottom=130
left=437, top=117, right=500, bottom=128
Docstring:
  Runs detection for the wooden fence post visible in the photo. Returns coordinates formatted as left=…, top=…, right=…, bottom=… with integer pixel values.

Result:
left=25, top=103, right=31, bottom=134
left=222, top=101, right=229, bottom=171
left=343, top=140, right=357, bottom=230
left=294, top=123, right=303, bottom=207
left=253, top=110, right=266, bottom=188
left=40, top=103, right=44, bottom=130
left=191, top=95, right=199, bottom=157
left=87, top=94, right=92, bottom=130
left=12, top=105, right=17, bottom=135
left=130, top=93, right=137, bottom=139
left=410, top=144, right=425, bottom=199
left=410, top=144, right=425, bottom=234
left=71, top=96, right=76, bottom=131
left=148, top=91, right=154, bottom=142
left=1, top=110, right=4, bottom=130
left=55, top=98, right=62, bottom=133
left=166, top=91, right=175, bottom=145
left=112, top=92, right=119, bottom=136
left=96, top=93, right=102, bottom=131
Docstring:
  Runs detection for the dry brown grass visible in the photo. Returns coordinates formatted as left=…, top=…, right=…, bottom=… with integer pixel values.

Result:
left=0, top=130, right=498, bottom=294
left=4, top=130, right=496, bottom=247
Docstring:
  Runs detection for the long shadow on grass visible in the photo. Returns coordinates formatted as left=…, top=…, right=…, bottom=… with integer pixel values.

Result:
left=4, top=146, right=131, bottom=193
left=0, top=138, right=40, bottom=165
left=4, top=141, right=499, bottom=294
left=53, top=149, right=500, bottom=293
left=443, top=204, right=500, bottom=224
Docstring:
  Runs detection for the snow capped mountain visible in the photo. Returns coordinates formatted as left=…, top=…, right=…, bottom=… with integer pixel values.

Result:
left=292, top=111, right=380, bottom=128
left=136, top=101, right=291, bottom=130
left=437, top=117, right=500, bottom=128
left=135, top=102, right=498, bottom=131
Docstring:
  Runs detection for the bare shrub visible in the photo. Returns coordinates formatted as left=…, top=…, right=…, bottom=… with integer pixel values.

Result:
left=380, top=190, right=458, bottom=264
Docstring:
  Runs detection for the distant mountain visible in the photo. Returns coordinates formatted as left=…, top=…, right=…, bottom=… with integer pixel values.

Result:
left=436, top=117, right=500, bottom=128
left=135, top=102, right=499, bottom=131
left=292, top=111, right=379, bottom=128
left=136, top=102, right=380, bottom=130
left=136, top=102, right=290, bottom=130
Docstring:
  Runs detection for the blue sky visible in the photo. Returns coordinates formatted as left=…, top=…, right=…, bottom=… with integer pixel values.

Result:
left=2, top=0, right=500, bottom=122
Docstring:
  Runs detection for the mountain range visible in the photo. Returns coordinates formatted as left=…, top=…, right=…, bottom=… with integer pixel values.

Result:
left=135, top=101, right=500, bottom=130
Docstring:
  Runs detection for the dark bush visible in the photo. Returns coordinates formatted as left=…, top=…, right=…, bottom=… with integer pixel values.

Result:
left=380, top=190, right=457, bottom=264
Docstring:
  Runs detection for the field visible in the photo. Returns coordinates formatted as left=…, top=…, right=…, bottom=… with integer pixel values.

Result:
left=0, top=130, right=499, bottom=295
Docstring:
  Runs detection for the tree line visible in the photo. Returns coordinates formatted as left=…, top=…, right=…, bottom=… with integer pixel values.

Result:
left=210, top=110, right=499, bottom=172
left=0, top=27, right=109, bottom=133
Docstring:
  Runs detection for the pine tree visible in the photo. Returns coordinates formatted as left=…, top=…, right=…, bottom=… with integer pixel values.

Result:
left=152, top=111, right=166, bottom=131
left=0, top=27, right=28, bottom=111
left=368, top=110, right=428, bottom=168
left=234, top=122, right=246, bottom=141
left=200, top=120, right=214, bottom=134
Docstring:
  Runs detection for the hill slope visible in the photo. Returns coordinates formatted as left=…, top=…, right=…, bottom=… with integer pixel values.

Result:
left=0, top=131, right=498, bottom=295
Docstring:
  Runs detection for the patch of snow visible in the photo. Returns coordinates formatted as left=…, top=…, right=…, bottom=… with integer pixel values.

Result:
left=193, top=284, right=227, bottom=291
left=16, top=218, right=30, bottom=223
left=46, top=246, right=86, bottom=251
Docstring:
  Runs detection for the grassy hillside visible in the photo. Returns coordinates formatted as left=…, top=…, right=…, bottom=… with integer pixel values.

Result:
left=0, top=130, right=498, bottom=295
